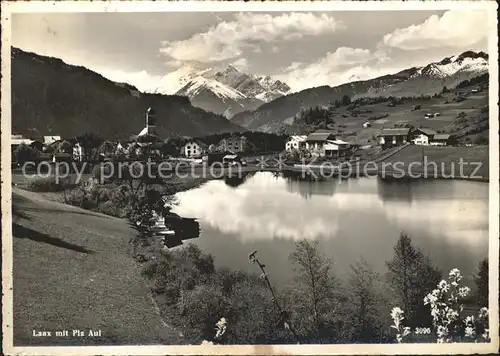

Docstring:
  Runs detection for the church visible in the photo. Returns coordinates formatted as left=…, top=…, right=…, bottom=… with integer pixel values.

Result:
left=137, top=107, right=157, bottom=138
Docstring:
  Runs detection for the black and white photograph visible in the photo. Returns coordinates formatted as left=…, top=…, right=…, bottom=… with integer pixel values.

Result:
left=1, top=1, right=499, bottom=355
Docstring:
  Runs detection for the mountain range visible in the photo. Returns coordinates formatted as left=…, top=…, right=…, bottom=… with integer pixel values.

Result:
left=231, top=51, right=488, bottom=132
left=151, top=64, right=291, bottom=117
left=11, top=47, right=488, bottom=139
left=11, top=47, right=241, bottom=140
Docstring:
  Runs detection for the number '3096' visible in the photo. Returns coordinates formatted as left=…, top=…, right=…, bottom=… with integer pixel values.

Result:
left=415, top=327, right=432, bottom=334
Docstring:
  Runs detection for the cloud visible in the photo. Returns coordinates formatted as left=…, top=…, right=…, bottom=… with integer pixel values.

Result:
left=97, top=69, right=163, bottom=93
left=382, top=10, right=489, bottom=50
left=277, top=47, right=400, bottom=91
left=160, top=12, right=343, bottom=62
left=231, top=58, right=249, bottom=71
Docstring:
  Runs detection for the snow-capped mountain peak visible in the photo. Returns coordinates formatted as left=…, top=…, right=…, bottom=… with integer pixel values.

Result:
left=176, top=76, right=247, bottom=100
left=151, top=63, right=291, bottom=117
left=416, top=51, right=488, bottom=79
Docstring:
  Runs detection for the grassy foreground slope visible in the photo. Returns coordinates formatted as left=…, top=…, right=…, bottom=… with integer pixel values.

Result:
left=12, top=188, right=182, bottom=345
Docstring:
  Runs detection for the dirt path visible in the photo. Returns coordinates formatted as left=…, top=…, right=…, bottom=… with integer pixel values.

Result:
left=11, top=188, right=182, bottom=345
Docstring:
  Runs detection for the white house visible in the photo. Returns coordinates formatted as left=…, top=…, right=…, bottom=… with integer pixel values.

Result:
left=363, top=122, right=371, bottom=128
left=72, top=142, right=84, bottom=162
left=413, top=134, right=429, bottom=146
left=182, top=140, right=207, bottom=158
left=285, top=135, right=307, bottom=152
left=43, top=136, right=61, bottom=145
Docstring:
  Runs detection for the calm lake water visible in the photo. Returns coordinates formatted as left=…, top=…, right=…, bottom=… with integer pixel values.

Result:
left=172, top=173, right=489, bottom=286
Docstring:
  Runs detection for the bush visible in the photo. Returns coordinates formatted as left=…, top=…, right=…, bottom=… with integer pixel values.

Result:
left=27, top=177, right=67, bottom=192
left=13, top=143, right=39, bottom=164
left=473, top=135, right=488, bottom=145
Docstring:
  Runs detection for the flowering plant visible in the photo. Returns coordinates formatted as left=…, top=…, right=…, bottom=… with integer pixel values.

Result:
left=390, top=307, right=411, bottom=343
left=391, top=268, right=489, bottom=343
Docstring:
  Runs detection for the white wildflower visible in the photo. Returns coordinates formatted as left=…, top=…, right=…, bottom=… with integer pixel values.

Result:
left=438, top=280, right=450, bottom=292
left=478, top=307, right=488, bottom=319
left=437, top=325, right=448, bottom=340
left=449, top=268, right=463, bottom=283
left=215, top=317, right=227, bottom=339
left=390, top=307, right=404, bottom=321
left=465, top=315, right=475, bottom=325
left=465, top=327, right=475, bottom=338
left=458, top=286, right=470, bottom=298
left=445, top=308, right=459, bottom=321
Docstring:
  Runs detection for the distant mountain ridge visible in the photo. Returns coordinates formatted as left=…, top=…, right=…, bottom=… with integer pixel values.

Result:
left=231, top=51, right=489, bottom=132
left=11, top=47, right=242, bottom=140
left=152, top=64, right=291, bottom=118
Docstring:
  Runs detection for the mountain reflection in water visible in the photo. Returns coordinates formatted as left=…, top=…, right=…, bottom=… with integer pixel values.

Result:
left=173, top=173, right=488, bottom=284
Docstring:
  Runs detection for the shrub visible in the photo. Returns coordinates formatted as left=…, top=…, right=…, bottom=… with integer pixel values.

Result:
left=390, top=269, right=490, bottom=343
left=13, top=143, right=39, bottom=164
left=27, top=177, right=67, bottom=192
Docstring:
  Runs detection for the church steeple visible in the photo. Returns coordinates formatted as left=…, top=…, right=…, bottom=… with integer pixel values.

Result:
left=146, top=107, right=156, bottom=135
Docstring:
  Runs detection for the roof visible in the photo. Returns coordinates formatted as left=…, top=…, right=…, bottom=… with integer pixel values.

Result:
left=306, top=131, right=336, bottom=142
left=185, top=140, right=208, bottom=148
left=288, top=135, right=307, bottom=142
left=223, top=154, right=239, bottom=159
left=433, top=134, right=451, bottom=140
left=43, top=135, right=61, bottom=144
left=416, top=128, right=437, bottom=136
left=11, top=138, right=34, bottom=146
left=328, top=139, right=349, bottom=145
left=379, top=128, right=410, bottom=136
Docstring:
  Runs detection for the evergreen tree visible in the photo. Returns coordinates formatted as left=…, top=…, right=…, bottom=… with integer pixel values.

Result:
left=474, top=258, right=488, bottom=308
left=386, top=233, right=442, bottom=327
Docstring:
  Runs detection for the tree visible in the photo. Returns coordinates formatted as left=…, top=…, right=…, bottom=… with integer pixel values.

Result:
left=345, top=258, right=386, bottom=342
left=13, top=143, right=38, bottom=164
left=474, top=258, right=488, bottom=308
left=289, top=240, right=340, bottom=343
left=76, top=133, right=103, bottom=162
left=441, top=86, right=449, bottom=93
left=386, top=233, right=442, bottom=328
left=341, top=94, right=351, bottom=106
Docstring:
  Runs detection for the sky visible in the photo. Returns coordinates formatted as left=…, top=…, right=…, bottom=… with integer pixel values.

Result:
left=12, top=9, right=490, bottom=93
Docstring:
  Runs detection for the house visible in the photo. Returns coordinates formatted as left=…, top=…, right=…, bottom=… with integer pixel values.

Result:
left=430, top=134, right=452, bottom=146
left=11, top=135, right=34, bottom=151
left=73, top=142, right=84, bottom=162
left=323, top=139, right=350, bottom=157
left=43, top=136, right=61, bottom=145
left=182, top=140, right=208, bottom=158
left=305, top=130, right=337, bottom=155
left=378, top=128, right=410, bottom=149
left=222, top=154, right=244, bottom=166
left=411, top=128, right=437, bottom=146
left=285, top=135, right=307, bottom=152
left=363, top=122, right=372, bottom=128
left=52, top=152, right=73, bottom=163
left=218, top=135, right=247, bottom=153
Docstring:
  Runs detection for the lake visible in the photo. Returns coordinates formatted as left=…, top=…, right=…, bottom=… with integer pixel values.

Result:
left=172, top=173, right=489, bottom=287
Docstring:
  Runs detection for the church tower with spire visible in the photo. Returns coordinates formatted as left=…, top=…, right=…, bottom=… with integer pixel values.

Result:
left=138, top=107, right=157, bottom=137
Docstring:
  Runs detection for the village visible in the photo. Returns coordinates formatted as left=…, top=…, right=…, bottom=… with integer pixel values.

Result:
left=11, top=106, right=460, bottom=170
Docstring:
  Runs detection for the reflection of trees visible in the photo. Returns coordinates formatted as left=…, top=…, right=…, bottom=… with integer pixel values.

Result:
left=224, top=172, right=255, bottom=188
left=286, top=178, right=337, bottom=199
left=376, top=176, right=413, bottom=204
